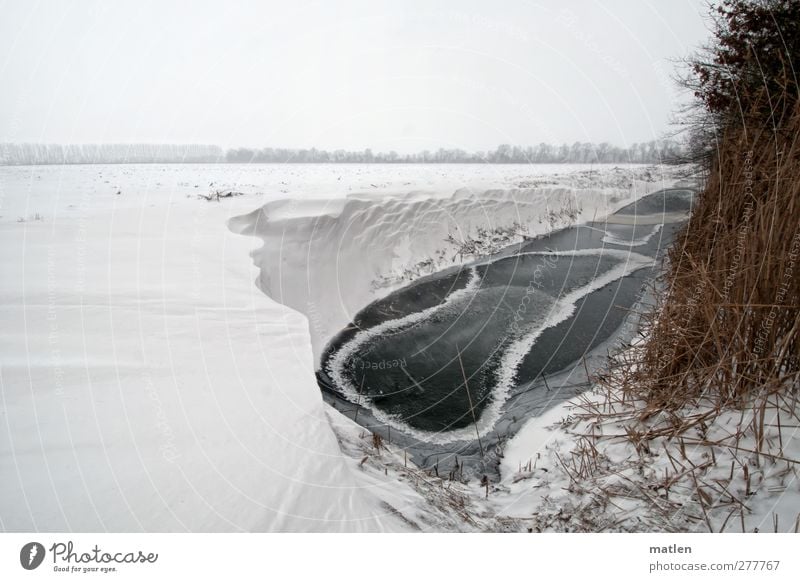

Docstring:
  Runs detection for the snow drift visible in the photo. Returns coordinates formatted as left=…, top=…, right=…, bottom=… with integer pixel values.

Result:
left=228, top=169, right=682, bottom=364
left=0, top=164, right=435, bottom=532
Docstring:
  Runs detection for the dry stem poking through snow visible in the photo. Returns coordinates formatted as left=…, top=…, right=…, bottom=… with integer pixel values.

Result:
left=500, top=341, right=800, bottom=533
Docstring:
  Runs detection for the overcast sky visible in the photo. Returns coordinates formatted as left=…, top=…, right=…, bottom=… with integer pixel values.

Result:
left=0, top=0, right=710, bottom=152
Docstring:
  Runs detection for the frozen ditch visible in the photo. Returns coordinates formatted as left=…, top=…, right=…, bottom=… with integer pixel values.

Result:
left=229, top=170, right=693, bottom=475
left=316, top=189, right=694, bottom=475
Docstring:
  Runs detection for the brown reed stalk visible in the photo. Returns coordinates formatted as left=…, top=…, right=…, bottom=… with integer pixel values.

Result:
left=611, top=94, right=800, bottom=419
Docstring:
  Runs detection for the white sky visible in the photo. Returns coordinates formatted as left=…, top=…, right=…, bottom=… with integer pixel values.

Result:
left=0, top=0, right=710, bottom=152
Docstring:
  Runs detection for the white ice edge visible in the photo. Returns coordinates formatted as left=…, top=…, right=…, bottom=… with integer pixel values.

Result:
left=326, top=267, right=481, bottom=400
left=602, top=223, right=664, bottom=247
left=328, top=249, right=652, bottom=444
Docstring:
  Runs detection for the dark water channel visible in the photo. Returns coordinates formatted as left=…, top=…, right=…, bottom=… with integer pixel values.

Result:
left=317, top=188, right=694, bottom=473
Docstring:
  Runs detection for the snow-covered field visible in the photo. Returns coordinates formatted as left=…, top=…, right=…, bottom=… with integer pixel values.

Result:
left=1, top=162, right=694, bottom=532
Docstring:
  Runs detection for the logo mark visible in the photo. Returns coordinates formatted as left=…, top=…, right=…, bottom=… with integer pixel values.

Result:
left=20, top=542, right=46, bottom=570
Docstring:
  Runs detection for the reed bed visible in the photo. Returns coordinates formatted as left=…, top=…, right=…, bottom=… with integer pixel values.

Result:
left=623, top=98, right=800, bottom=418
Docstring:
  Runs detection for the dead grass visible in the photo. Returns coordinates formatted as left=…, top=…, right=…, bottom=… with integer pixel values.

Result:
left=620, top=97, right=800, bottom=420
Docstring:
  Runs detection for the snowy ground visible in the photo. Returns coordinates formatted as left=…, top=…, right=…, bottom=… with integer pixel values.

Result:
left=1, top=162, right=703, bottom=532
left=495, top=351, right=800, bottom=533
left=1, top=164, right=430, bottom=532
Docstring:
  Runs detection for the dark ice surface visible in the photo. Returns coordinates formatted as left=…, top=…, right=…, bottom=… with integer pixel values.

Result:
left=317, top=188, right=694, bottom=475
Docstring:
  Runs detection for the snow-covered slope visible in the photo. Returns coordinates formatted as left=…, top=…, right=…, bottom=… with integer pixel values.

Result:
left=229, top=165, right=684, bottom=363
left=0, top=164, right=427, bottom=532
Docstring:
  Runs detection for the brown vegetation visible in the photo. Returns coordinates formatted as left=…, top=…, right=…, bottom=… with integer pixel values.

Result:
left=615, top=0, right=800, bottom=418
left=628, top=98, right=799, bottom=415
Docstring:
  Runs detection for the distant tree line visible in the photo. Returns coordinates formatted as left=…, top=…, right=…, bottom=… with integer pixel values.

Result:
left=225, top=140, right=686, bottom=164
left=1, top=139, right=687, bottom=166
left=0, top=143, right=225, bottom=165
